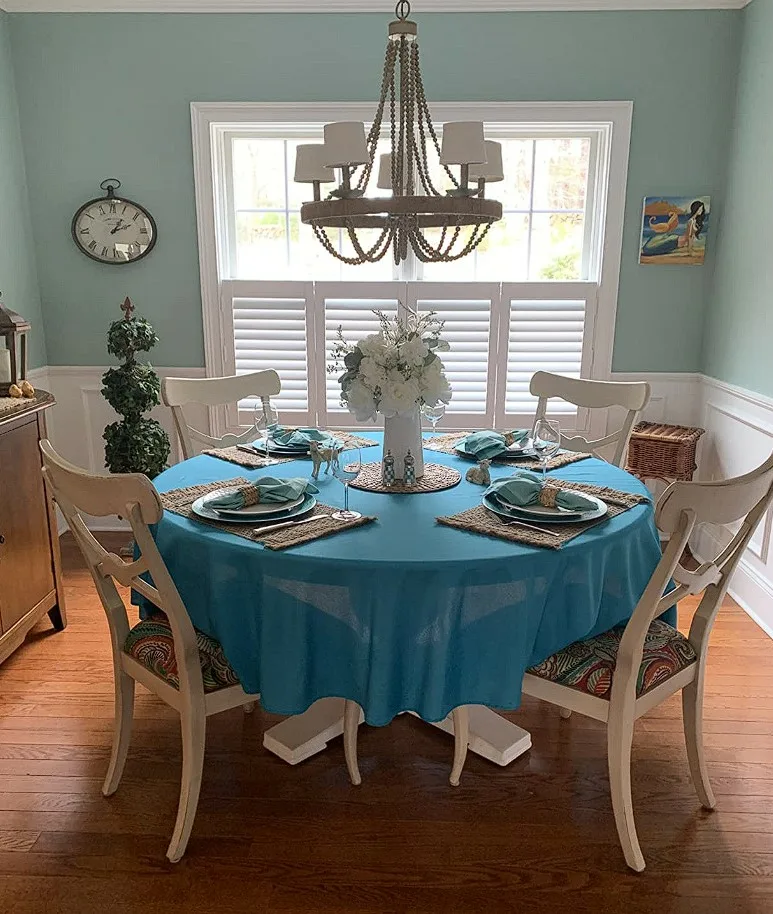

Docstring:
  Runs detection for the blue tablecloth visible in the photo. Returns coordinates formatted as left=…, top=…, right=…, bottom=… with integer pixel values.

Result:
left=147, top=435, right=669, bottom=726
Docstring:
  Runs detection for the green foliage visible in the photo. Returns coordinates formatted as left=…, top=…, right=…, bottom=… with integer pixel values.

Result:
left=102, top=304, right=170, bottom=479
left=539, top=251, right=580, bottom=281
left=104, top=417, right=170, bottom=478
left=106, top=316, right=159, bottom=362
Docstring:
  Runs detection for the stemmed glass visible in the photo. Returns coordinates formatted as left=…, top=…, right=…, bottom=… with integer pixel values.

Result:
left=254, top=400, right=279, bottom=458
left=421, top=403, right=446, bottom=435
left=532, top=418, right=561, bottom=480
left=331, top=447, right=362, bottom=521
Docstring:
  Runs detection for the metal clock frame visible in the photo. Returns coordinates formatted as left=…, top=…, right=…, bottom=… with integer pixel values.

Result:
left=71, top=178, right=158, bottom=266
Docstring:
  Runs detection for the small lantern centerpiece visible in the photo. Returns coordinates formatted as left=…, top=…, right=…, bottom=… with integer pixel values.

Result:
left=0, top=296, right=32, bottom=397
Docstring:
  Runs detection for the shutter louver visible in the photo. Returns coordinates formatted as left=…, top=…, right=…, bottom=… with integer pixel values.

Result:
left=232, top=289, right=310, bottom=412
left=505, top=297, right=586, bottom=416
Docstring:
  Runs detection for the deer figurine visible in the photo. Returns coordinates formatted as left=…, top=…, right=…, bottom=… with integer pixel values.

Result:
left=309, top=440, right=341, bottom=480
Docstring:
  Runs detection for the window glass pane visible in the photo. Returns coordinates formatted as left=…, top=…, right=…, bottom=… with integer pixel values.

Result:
left=529, top=213, right=584, bottom=280
left=420, top=226, right=478, bottom=282
left=232, top=138, right=287, bottom=210
left=492, top=139, right=533, bottom=210
left=288, top=214, right=341, bottom=281
left=532, top=137, right=590, bottom=212
left=235, top=212, right=288, bottom=279
left=474, top=214, right=529, bottom=282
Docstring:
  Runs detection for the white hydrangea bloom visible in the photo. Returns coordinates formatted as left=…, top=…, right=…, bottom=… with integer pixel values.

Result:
left=345, top=379, right=378, bottom=422
left=399, top=335, right=429, bottom=367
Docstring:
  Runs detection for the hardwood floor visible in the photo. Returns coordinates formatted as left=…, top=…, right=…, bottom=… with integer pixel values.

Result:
left=1, top=532, right=772, bottom=913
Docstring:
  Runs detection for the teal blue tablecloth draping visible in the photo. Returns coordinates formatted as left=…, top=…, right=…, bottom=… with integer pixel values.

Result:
left=145, top=434, right=670, bottom=726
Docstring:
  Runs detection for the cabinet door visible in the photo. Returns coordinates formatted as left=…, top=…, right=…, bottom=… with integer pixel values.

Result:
left=0, top=417, right=55, bottom=632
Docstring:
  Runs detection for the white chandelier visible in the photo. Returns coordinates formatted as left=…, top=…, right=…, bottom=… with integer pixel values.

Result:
left=293, top=1, right=504, bottom=266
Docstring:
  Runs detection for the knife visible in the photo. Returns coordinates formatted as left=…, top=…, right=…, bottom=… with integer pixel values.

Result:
left=253, top=514, right=331, bottom=536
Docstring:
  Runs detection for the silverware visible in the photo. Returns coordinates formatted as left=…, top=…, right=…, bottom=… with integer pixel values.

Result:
left=484, top=508, right=561, bottom=538
left=253, top=514, right=332, bottom=535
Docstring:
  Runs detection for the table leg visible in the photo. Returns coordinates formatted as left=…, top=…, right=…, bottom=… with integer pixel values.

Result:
left=263, top=700, right=531, bottom=767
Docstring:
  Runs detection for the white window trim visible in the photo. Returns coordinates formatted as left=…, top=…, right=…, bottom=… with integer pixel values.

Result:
left=191, top=100, right=632, bottom=437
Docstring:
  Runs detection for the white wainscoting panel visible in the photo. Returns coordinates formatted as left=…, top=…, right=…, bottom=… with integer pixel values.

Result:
left=693, top=376, right=773, bottom=639
left=43, top=365, right=206, bottom=531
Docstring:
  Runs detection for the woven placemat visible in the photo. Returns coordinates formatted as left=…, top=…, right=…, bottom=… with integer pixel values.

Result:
left=203, top=431, right=379, bottom=469
left=160, top=478, right=375, bottom=550
left=423, top=432, right=591, bottom=470
left=348, top=461, right=462, bottom=494
left=437, top=481, right=649, bottom=550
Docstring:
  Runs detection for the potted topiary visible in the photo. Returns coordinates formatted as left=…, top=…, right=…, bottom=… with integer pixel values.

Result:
left=102, top=297, right=170, bottom=478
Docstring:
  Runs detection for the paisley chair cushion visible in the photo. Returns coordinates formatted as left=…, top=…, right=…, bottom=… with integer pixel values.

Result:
left=123, top=614, right=241, bottom=693
left=527, top=619, right=697, bottom=699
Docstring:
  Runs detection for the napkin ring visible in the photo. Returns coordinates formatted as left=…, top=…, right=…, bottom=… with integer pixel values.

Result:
left=539, top=484, right=560, bottom=509
left=503, top=432, right=516, bottom=447
left=241, top=484, right=261, bottom=507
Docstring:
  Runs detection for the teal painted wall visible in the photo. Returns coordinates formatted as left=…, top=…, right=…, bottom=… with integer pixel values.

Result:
left=0, top=13, right=45, bottom=369
left=9, top=11, right=741, bottom=370
left=703, top=0, right=773, bottom=398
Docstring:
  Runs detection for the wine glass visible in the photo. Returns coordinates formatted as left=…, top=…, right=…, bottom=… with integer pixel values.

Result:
left=254, top=400, right=279, bottom=457
left=421, top=403, right=446, bottom=435
left=331, top=447, right=362, bottom=521
left=532, top=418, right=561, bottom=480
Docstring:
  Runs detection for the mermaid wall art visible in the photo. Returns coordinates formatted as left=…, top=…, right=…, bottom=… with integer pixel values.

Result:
left=639, top=196, right=711, bottom=265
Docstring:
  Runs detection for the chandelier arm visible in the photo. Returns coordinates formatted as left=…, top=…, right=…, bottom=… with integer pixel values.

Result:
left=413, top=43, right=459, bottom=189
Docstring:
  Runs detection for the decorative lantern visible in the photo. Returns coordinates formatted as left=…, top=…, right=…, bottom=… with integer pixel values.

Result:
left=0, top=296, right=31, bottom=396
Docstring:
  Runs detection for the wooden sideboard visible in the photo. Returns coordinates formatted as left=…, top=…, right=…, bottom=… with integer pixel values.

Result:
left=0, top=391, right=66, bottom=664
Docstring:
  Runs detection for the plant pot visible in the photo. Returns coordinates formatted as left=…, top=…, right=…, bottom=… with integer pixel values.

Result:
left=383, top=410, right=424, bottom=479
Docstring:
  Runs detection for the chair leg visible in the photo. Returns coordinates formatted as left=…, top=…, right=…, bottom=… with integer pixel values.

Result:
left=166, top=709, right=206, bottom=863
left=607, top=709, right=645, bottom=872
left=559, top=707, right=572, bottom=719
left=242, top=701, right=257, bottom=714
left=102, top=672, right=135, bottom=797
left=343, top=700, right=362, bottom=786
left=682, top=679, right=716, bottom=810
left=449, top=706, right=470, bottom=787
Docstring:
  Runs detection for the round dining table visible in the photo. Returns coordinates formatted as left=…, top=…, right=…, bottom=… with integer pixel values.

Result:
left=148, top=433, right=668, bottom=766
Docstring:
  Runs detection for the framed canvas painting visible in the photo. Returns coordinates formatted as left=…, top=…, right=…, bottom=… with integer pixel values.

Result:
left=639, top=196, right=711, bottom=265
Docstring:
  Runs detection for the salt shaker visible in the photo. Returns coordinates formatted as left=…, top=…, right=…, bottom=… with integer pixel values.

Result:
left=403, top=450, right=416, bottom=487
left=382, top=449, right=395, bottom=486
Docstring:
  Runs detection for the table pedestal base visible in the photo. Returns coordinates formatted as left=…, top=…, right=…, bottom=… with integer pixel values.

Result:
left=263, top=699, right=531, bottom=767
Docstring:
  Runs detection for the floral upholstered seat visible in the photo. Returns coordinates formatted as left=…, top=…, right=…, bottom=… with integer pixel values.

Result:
left=123, top=614, right=241, bottom=693
left=527, top=619, right=697, bottom=699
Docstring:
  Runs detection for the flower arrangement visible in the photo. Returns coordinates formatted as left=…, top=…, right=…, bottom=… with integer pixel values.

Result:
left=330, top=310, right=453, bottom=422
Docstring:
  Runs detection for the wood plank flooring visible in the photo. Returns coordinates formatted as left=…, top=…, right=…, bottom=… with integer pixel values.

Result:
left=0, top=532, right=772, bottom=913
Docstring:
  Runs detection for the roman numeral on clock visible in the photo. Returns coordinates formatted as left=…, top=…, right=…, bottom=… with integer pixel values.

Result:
left=88, top=240, right=97, bottom=251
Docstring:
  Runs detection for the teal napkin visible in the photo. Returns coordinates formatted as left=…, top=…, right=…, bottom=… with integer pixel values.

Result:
left=207, top=477, right=319, bottom=510
left=461, top=429, right=529, bottom=460
left=269, top=426, right=342, bottom=449
left=485, top=471, right=597, bottom=513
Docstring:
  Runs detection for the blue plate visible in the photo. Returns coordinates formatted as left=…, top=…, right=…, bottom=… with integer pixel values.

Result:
left=482, top=491, right=607, bottom=525
left=191, top=491, right=317, bottom=525
left=455, top=438, right=537, bottom=461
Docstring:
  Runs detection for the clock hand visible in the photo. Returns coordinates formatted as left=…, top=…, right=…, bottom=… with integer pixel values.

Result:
left=110, top=220, right=128, bottom=235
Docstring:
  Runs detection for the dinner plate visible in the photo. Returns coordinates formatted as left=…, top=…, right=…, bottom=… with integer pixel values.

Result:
left=482, top=491, right=608, bottom=525
left=455, top=439, right=537, bottom=460
left=252, top=440, right=310, bottom=455
left=207, top=492, right=306, bottom=519
left=191, top=492, right=317, bottom=525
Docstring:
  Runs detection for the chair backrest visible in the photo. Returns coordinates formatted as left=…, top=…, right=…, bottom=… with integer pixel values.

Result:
left=610, top=449, right=773, bottom=712
left=530, top=371, right=651, bottom=467
left=161, top=370, right=281, bottom=460
left=39, top=440, right=205, bottom=698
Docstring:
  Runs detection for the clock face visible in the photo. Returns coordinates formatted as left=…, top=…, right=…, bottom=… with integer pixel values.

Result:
left=72, top=196, right=156, bottom=264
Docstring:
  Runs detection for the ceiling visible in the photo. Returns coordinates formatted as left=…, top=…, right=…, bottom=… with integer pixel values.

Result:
left=0, top=1, right=755, bottom=12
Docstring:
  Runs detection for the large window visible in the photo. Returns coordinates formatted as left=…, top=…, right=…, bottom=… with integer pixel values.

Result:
left=193, top=103, right=631, bottom=436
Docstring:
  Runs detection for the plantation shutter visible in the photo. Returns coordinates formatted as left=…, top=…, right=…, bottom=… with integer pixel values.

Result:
left=316, top=282, right=401, bottom=425
left=406, top=282, right=500, bottom=428
left=222, top=280, right=314, bottom=424
left=496, top=282, right=597, bottom=426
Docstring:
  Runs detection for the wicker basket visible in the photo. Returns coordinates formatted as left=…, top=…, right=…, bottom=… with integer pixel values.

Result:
left=626, top=422, right=705, bottom=482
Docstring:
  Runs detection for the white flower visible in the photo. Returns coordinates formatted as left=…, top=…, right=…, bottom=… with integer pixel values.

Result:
left=379, top=370, right=421, bottom=417
left=399, top=335, right=429, bottom=367
left=357, top=332, right=386, bottom=360
left=345, top=379, right=378, bottom=422
left=420, top=357, right=452, bottom=406
left=359, top=356, right=387, bottom=389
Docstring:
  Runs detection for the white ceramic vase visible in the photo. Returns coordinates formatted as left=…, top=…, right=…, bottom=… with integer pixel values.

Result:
left=382, top=410, right=424, bottom=479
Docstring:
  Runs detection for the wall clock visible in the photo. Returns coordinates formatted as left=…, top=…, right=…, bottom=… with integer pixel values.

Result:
left=71, top=179, right=157, bottom=265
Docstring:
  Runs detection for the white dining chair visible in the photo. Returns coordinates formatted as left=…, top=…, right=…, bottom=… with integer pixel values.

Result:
left=530, top=371, right=651, bottom=468
left=39, top=439, right=264, bottom=863
left=342, top=701, right=469, bottom=789
left=162, top=370, right=281, bottom=460
left=456, top=450, right=773, bottom=872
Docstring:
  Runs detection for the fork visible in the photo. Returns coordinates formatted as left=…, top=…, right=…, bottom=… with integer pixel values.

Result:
left=484, top=508, right=561, bottom=538
left=253, top=514, right=334, bottom=535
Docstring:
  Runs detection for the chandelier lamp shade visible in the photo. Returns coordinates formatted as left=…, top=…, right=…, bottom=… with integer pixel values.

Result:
left=295, top=1, right=503, bottom=266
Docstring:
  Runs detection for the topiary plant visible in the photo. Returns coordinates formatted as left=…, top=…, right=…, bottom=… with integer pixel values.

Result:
left=102, top=297, right=170, bottom=478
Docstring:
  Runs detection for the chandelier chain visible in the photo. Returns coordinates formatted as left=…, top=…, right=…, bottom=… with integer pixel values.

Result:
left=412, top=44, right=458, bottom=189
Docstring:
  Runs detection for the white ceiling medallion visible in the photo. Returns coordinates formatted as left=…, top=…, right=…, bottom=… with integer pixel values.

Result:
left=0, top=2, right=754, bottom=14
